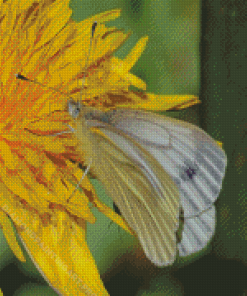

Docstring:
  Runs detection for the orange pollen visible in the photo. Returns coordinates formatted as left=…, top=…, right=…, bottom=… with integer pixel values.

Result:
left=49, top=202, right=66, bottom=211
left=40, top=212, right=51, bottom=226
left=19, top=199, right=39, bottom=215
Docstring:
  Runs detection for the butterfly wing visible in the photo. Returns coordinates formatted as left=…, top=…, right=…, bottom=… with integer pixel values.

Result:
left=178, top=206, right=216, bottom=256
left=85, top=108, right=226, bottom=257
left=74, top=116, right=180, bottom=266
left=99, top=109, right=227, bottom=219
left=79, top=107, right=226, bottom=262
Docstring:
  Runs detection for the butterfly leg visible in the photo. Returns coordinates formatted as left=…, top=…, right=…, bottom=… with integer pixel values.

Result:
left=46, top=124, right=75, bottom=137
left=66, top=158, right=92, bottom=202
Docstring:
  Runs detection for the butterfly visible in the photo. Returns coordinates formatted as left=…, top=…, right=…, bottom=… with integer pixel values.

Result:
left=67, top=99, right=227, bottom=266
left=16, top=21, right=227, bottom=267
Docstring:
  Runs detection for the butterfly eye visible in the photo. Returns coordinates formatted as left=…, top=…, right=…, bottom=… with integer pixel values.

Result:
left=74, top=107, right=81, bottom=117
left=68, top=100, right=81, bottom=119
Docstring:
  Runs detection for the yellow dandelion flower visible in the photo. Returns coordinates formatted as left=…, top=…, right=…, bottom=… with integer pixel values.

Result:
left=0, top=1, right=134, bottom=295
left=0, top=0, right=203, bottom=295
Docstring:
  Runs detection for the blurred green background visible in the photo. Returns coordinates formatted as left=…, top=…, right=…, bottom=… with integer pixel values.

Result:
left=0, top=0, right=247, bottom=295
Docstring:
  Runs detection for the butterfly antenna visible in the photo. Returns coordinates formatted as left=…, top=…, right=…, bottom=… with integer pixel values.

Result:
left=15, top=23, right=97, bottom=196
left=78, top=21, right=97, bottom=104
left=15, top=73, right=75, bottom=101
left=65, top=22, right=97, bottom=200
left=15, top=21, right=97, bottom=103
left=15, top=74, right=77, bottom=136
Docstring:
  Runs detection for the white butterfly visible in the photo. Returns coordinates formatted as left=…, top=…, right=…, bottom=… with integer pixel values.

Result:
left=67, top=100, right=227, bottom=266
left=15, top=19, right=227, bottom=266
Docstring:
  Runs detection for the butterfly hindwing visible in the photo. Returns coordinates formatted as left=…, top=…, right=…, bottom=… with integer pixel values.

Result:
left=102, top=109, right=227, bottom=218
left=178, top=206, right=216, bottom=256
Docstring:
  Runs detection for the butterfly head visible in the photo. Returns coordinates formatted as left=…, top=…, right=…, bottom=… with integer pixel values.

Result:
left=68, top=100, right=82, bottom=119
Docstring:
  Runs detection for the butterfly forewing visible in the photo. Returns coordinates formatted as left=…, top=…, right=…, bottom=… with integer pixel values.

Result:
left=102, top=109, right=227, bottom=218
left=72, top=112, right=180, bottom=266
